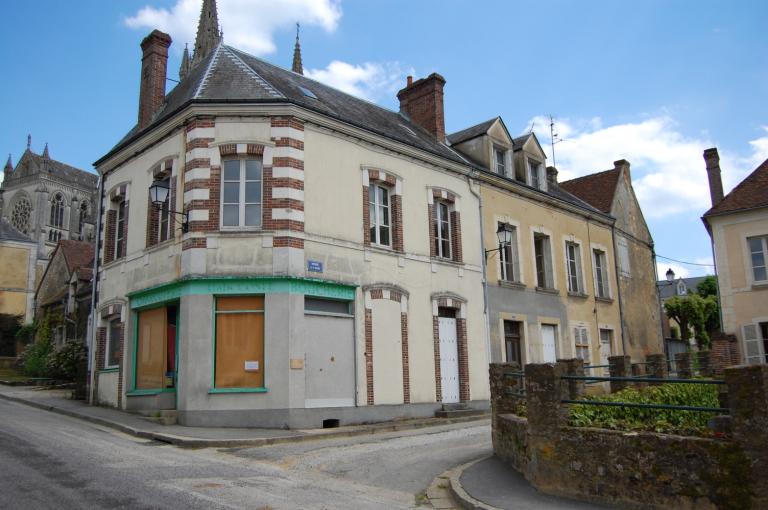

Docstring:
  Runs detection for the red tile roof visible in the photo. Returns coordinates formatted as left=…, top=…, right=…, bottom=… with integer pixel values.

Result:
left=58, top=240, right=95, bottom=274
left=704, top=158, right=768, bottom=217
left=558, top=168, right=620, bottom=214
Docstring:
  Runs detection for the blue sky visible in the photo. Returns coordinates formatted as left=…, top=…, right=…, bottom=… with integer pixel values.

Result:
left=2, top=0, right=766, bottom=279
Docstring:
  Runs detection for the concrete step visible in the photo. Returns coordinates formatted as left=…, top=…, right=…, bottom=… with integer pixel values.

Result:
left=143, top=415, right=177, bottom=426
left=133, top=409, right=178, bottom=426
left=434, top=408, right=488, bottom=419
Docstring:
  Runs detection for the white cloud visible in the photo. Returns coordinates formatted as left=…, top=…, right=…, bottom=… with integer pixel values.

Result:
left=526, top=116, right=768, bottom=219
left=305, top=60, right=412, bottom=102
left=657, top=263, right=690, bottom=281
left=125, top=0, right=342, bottom=56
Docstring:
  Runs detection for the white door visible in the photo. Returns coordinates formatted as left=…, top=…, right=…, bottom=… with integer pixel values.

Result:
left=599, top=329, right=612, bottom=370
left=439, top=317, right=460, bottom=404
left=541, top=324, right=557, bottom=363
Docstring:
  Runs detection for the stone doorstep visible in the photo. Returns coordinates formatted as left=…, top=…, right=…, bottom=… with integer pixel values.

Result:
left=434, top=409, right=488, bottom=419
left=0, top=391, right=489, bottom=448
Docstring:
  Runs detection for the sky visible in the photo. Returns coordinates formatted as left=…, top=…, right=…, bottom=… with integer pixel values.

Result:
left=1, top=0, right=766, bottom=280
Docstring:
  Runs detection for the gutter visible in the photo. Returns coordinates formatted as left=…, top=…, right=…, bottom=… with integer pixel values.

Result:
left=467, top=171, right=492, bottom=366
left=87, top=174, right=105, bottom=404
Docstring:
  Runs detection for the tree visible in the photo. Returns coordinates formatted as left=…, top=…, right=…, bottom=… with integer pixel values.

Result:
left=663, top=294, right=718, bottom=350
left=696, top=275, right=720, bottom=337
left=697, top=275, right=718, bottom=299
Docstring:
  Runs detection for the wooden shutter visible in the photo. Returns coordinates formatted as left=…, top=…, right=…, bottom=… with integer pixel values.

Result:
left=136, top=307, right=167, bottom=389
left=742, top=324, right=763, bottom=365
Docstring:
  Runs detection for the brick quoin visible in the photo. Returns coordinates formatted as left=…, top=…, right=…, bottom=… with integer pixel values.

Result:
left=185, top=138, right=214, bottom=151
left=272, top=157, right=304, bottom=170
left=270, top=117, right=305, bottom=131
left=401, top=313, right=410, bottom=404
left=433, top=316, right=442, bottom=401
left=183, top=237, right=207, bottom=250
left=185, top=158, right=211, bottom=171
left=365, top=289, right=410, bottom=406
left=93, top=327, right=106, bottom=403
left=365, top=309, right=374, bottom=405
left=273, top=237, right=304, bottom=249
left=274, top=138, right=304, bottom=150
left=185, top=117, right=215, bottom=131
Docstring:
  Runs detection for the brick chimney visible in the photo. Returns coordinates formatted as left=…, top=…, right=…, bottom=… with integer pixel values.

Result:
left=613, top=159, right=631, bottom=179
left=546, top=166, right=558, bottom=185
left=138, top=30, right=172, bottom=130
left=397, top=73, right=446, bottom=143
left=704, top=147, right=724, bottom=207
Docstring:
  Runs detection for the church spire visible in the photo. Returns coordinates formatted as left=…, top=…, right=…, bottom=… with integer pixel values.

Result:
left=191, top=0, right=221, bottom=68
left=42, top=143, right=50, bottom=159
left=4, top=154, right=12, bottom=173
left=292, top=23, right=303, bottom=75
left=179, top=43, right=191, bottom=80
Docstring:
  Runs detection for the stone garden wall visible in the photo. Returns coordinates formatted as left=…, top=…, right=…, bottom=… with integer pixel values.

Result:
left=490, top=361, right=768, bottom=510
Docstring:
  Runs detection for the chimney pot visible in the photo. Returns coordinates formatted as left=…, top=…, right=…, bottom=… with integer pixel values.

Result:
left=397, top=73, right=447, bottom=143
left=704, top=147, right=724, bottom=207
left=138, top=30, right=172, bottom=130
left=407, top=75, right=413, bottom=87
left=546, top=166, right=558, bottom=185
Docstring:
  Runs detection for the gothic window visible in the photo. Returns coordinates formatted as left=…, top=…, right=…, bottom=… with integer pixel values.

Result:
left=50, top=193, right=65, bottom=228
left=78, top=201, right=89, bottom=234
left=10, top=198, right=32, bottom=234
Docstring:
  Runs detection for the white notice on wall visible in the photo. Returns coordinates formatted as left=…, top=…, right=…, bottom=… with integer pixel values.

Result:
left=244, top=361, right=259, bottom=371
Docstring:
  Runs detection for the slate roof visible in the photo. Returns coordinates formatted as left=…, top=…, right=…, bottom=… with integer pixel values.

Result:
left=0, top=217, right=34, bottom=243
left=103, top=44, right=465, bottom=166
left=703, top=157, right=768, bottom=217
left=57, top=240, right=95, bottom=274
left=14, top=150, right=97, bottom=189
left=512, top=134, right=533, bottom=151
left=446, top=118, right=498, bottom=145
left=657, top=276, right=710, bottom=300
left=559, top=168, right=621, bottom=214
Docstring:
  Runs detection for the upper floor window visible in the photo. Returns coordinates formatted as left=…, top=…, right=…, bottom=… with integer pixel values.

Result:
left=566, top=242, right=583, bottom=294
left=50, top=193, right=65, bottom=228
left=499, top=222, right=519, bottom=283
left=115, top=200, right=126, bottom=259
left=369, top=183, right=391, bottom=247
left=749, top=236, right=768, bottom=283
left=222, top=159, right=262, bottom=228
left=534, top=233, right=553, bottom=289
left=593, top=249, right=610, bottom=298
left=434, top=201, right=452, bottom=259
left=528, top=160, right=542, bottom=189
left=494, top=148, right=506, bottom=175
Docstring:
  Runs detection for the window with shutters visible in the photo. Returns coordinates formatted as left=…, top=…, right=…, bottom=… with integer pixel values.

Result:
left=748, top=236, right=768, bottom=283
left=573, top=326, right=590, bottom=362
left=593, top=249, right=610, bottom=298
left=534, top=233, right=554, bottom=289
left=115, top=200, right=126, bottom=259
left=742, top=323, right=767, bottom=365
left=434, top=200, right=452, bottom=259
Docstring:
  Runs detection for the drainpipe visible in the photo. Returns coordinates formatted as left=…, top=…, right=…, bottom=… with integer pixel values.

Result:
left=87, top=175, right=104, bottom=404
left=611, top=224, right=628, bottom=357
left=467, top=172, right=492, bottom=366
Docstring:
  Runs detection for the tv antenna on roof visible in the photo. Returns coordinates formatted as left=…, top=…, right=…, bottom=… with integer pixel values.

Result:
left=549, top=114, right=565, bottom=169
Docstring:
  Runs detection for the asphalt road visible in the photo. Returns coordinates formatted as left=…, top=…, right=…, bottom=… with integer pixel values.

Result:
left=0, top=398, right=491, bottom=509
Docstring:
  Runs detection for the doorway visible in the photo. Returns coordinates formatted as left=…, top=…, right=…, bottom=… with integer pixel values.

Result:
left=541, top=324, right=557, bottom=362
left=438, top=307, right=459, bottom=404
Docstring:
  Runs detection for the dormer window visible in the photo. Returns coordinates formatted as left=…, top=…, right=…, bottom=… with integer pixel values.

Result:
left=494, top=147, right=506, bottom=175
left=528, top=159, right=542, bottom=189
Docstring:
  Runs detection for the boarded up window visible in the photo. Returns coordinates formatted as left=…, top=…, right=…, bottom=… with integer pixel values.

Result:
left=215, top=296, right=265, bottom=388
left=136, top=307, right=167, bottom=389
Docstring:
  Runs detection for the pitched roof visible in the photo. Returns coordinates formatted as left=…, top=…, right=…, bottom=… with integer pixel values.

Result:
left=57, top=240, right=94, bottom=274
left=0, top=217, right=34, bottom=243
left=559, top=168, right=621, bottom=214
left=703, top=157, right=768, bottom=217
left=446, top=118, right=498, bottom=145
left=512, top=134, right=533, bottom=151
left=657, top=276, right=710, bottom=300
left=102, top=44, right=465, bottom=166
left=13, top=149, right=97, bottom=189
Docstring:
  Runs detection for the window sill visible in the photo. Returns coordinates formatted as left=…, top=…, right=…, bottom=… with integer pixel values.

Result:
left=497, top=280, right=526, bottom=290
left=99, top=367, right=120, bottom=373
left=144, top=238, right=176, bottom=254
left=218, top=226, right=264, bottom=233
left=751, top=282, right=768, bottom=290
left=365, top=244, right=402, bottom=257
left=568, top=291, right=589, bottom=299
left=431, top=257, right=464, bottom=268
left=595, top=296, right=614, bottom=304
left=208, top=387, right=268, bottom=394
left=127, top=388, right=176, bottom=397
left=102, top=258, right=125, bottom=271
left=304, top=310, right=355, bottom=319
left=535, top=287, right=559, bottom=295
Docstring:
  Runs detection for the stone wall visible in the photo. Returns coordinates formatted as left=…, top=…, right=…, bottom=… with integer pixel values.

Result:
left=490, top=361, right=768, bottom=509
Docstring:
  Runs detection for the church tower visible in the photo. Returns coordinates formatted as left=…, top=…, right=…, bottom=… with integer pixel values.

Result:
left=191, top=0, right=221, bottom=68
left=292, top=23, right=303, bottom=75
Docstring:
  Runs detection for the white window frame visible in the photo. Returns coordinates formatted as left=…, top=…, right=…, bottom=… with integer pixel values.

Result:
left=369, top=183, right=392, bottom=248
left=528, top=159, right=542, bottom=189
left=592, top=248, right=610, bottom=298
left=742, top=322, right=766, bottom=365
left=499, top=222, right=520, bottom=283
left=114, top=199, right=126, bottom=260
left=748, top=235, right=768, bottom=284
left=434, top=200, right=452, bottom=259
left=221, top=158, right=263, bottom=229
left=494, top=147, right=506, bottom=175
left=565, top=241, right=584, bottom=294
left=573, top=326, right=590, bottom=362
left=105, top=318, right=122, bottom=369
left=533, top=232, right=554, bottom=289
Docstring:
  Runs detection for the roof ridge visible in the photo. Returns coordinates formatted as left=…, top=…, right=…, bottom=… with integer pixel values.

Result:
left=560, top=167, right=618, bottom=185
left=221, top=46, right=284, bottom=98
left=447, top=116, right=499, bottom=137
left=194, top=43, right=224, bottom=98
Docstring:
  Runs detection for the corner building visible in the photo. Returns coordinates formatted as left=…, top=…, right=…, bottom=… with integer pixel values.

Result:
left=91, top=3, right=488, bottom=427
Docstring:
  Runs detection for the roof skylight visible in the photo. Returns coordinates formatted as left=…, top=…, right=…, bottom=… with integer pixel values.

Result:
left=298, top=86, right=318, bottom=99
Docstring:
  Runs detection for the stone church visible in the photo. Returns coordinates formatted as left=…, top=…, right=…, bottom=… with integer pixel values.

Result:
left=2, top=137, right=98, bottom=259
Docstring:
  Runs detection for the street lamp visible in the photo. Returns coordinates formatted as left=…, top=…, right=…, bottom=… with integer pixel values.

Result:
left=666, top=268, right=675, bottom=282
left=149, top=179, right=189, bottom=233
left=485, top=223, right=514, bottom=260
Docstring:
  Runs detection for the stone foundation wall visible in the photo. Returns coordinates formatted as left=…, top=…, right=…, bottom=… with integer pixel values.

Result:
left=490, top=361, right=768, bottom=510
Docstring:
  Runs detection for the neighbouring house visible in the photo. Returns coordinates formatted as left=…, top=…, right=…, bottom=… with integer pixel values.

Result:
left=656, top=269, right=711, bottom=354
left=447, top=117, right=624, bottom=368
left=1, top=140, right=98, bottom=289
left=702, top=148, right=768, bottom=364
left=0, top=191, right=38, bottom=345
left=560, top=160, right=663, bottom=360
left=90, top=0, right=489, bottom=426
left=35, top=240, right=94, bottom=347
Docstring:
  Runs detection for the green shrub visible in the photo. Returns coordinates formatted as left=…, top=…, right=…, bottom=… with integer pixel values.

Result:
left=45, top=340, right=87, bottom=381
left=569, top=382, right=720, bottom=436
left=18, top=336, right=53, bottom=377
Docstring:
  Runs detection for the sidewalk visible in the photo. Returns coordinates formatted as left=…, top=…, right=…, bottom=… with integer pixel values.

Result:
left=436, top=456, right=612, bottom=510
left=0, top=385, right=489, bottom=448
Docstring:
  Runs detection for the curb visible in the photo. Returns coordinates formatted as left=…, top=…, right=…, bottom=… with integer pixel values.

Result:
left=447, top=455, right=504, bottom=510
left=0, top=392, right=490, bottom=448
